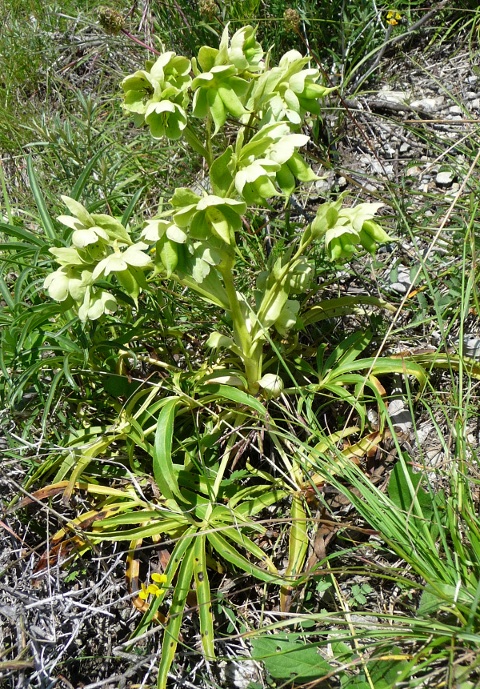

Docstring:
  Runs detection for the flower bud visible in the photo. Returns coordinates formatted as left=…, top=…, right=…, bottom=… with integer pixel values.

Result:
left=258, top=373, right=284, bottom=399
left=285, top=260, right=313, bottom=294
left=97, top=6, right=125, bottom=35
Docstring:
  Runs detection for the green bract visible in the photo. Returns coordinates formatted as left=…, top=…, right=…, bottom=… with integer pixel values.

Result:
left=251, top=50, right=335, bottom=127
left=192, top=65, right=249, bottom=133
left=91, top=242, right=152, bottom=279
left=145, top=100, right=187, bottom=139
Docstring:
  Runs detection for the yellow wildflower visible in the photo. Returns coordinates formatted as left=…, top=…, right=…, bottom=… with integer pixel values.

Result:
left=386, top=10, right=402, bottom=26
left=138, top=572, right=168, bottom=600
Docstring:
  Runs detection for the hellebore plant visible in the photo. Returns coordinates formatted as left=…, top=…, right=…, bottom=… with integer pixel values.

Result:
left=37, top=24, right=422, bottom=689
left=45, top=23, right=392, bottom=396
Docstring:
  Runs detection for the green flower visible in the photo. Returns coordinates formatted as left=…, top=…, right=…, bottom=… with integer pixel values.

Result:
left=324, top=225, right=359, bottom=261
left=170, top=189, right=246, bottom=246
left=235, top=159, right=280, bottom=205
left=148, top=52, right=191, bottom=92
left=121, top=70, right=160, bottom=116
left=44, top=267, right=93, bottom=302
left=145, top=100, right=188, bottom=140
left=92, top=242, right=152, bottom=279
left=122, top=52, right=191, bottom=119
left=228, top=25, right=264, bottom=73
left=192, top=64, right=249, bottom=133
left=57, top=196, right=132, bottom=246
left=141, top=218, right=187, bottom=244
left=252, top=50, right=334, bottom=127
left=49, top=246, right=89, bottom=267
left=234, top=123, right=314, bottom=203
left=78, top=288, right=118, bottom=321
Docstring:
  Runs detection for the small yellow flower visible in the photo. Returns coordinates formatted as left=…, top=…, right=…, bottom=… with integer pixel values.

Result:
left=386, top=10, right=402, bottom=26
left=138, top=572, right=168, bottom=600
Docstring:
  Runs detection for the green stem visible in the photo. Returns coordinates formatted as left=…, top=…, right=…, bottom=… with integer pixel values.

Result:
left=219, top=266, right=261, bottom=392
left=183, top=125, right=210, bottom=164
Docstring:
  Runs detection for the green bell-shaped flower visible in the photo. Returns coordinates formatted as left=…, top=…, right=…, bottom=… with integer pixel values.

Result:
left=44, top=266, right=93, bottom=303
left=192, top=64, right=249, bottom=133
left=145, top=99, right=188, bottom=140
left=78, top=287, right=118, bottom=321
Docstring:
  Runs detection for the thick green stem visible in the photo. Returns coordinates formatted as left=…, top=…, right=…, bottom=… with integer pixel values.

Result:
left=219, top=266, right=261, bottom=393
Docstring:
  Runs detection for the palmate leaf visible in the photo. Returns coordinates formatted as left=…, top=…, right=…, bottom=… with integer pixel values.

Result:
left=251, top=635, right=333, bottom=684
left=207, top=530, right=285, bottom=585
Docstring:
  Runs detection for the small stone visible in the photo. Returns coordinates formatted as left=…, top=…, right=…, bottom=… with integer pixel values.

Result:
left=466, top=92, right=477, bottom=99
left=391, top=282, right=408, bottom=294
left=449, top=105, right=463, bottom=115
left=406, top=165, right=420, bottom=177
left=435, top=170, right=454, bottom=188
left=410, top=97, right=443, bottom=113
left=399, top=143, right=410, bottom=153
left=377, top=89, right=409, bottom=105
left=337, top=176, right=347, bottom=189
left=445, top=183, right=460, bottom=197
left=463, top=335, right=480, bottom=359
left=467, top=75, right=478, bottom=84
left=472, top=98, right=480, bottom=109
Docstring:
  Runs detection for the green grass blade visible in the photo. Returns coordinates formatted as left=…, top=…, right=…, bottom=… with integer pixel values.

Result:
left=27, top=155, right=57, bottom=241
left=71, top=145, right=111, bottom=200
left=0, top=221, right=46, bottom=247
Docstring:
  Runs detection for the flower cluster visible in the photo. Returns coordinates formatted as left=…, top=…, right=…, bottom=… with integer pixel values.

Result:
left=138, top=572, right=168, bottom=600
left=122, top=51, right=192, bottom=139
left=386, top=10, right=402, bottom=26
left=44, top=197, right=152, bottom=320
left=311, top=200, right=392, bottom=261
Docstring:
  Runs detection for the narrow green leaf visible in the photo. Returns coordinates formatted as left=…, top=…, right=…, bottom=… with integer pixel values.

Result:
left=281, top=495, right=308, bottom=609
left=27, top=155, right=57, bottom=240
left=71, top=145, right=111, bottom=200
left=322, top=330, right=372, bottom=374
left=0, top=221, right=46, bottom=247
left=121, top=187, right=146, bottom=226
left=130, top=528, right=196, bottom=643
left=202, top=384, right=266, bottom=417
left=207, top=531, right=285, bottom=585
left=193, top=535, right=215, bottom=660
left=157, top=542, right=195, bottom=689
left=0, top=274, right=14, bottom=309
left=153, top=397, right=187, bottom=503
